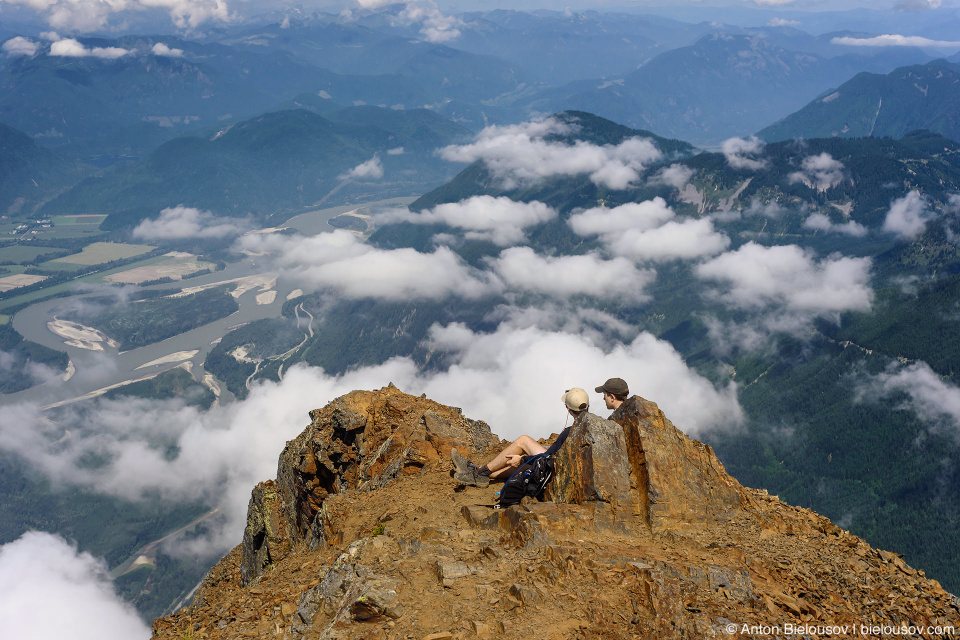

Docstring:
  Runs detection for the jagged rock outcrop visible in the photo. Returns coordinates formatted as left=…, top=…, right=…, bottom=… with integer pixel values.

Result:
left=610, top=395, right=750, bottom=532
left=154, top=387, right=960, bottom=640
left=241, top=385, right=500, bottom=584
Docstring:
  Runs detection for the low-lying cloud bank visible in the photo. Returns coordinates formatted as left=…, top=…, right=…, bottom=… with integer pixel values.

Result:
left=721, top=136, right=768, bottom=171
left=832, top=34, right=960, bottom=48
left=133, top=206, right=254, bottom=241
left=439, top=117, right=663, bottom=190
left=789, top=153, right=846, bottom=191
left=884, top=190, right=932, bottom=240
left=0, top=315, right=742, bottom=559
left=237, top=228, right=655, bottom=302
left=696, top=242, right=874, bottom=350
left=4, top=0, right=232, bottom=32
left=858, top=361, right=960, bottom=438
left=378, top=196, right=557, bottom=246
left=0, top=531, right=151, bottom=640
left=569, top=198, right=730, bottom=262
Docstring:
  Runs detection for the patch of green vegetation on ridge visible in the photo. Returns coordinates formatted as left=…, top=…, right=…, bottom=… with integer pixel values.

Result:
left=707, top=337, right=960, bottom=593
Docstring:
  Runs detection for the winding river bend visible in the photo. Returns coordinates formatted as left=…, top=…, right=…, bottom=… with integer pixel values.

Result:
left=3, top=197, right=415, bottom=409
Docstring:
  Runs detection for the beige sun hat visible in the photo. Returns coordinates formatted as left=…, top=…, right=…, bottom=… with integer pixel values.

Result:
left=561, top=388, right=589, bottom=412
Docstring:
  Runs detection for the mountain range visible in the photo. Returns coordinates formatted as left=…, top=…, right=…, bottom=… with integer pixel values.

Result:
left=529, top=33, right=930, bottom=146
left=0, top=121, right=84, bottom=214
left=5, top=5, right=960, bottom=631
left=760, top=59, right=960, bottom=143
left=39, top=106, right=470, bottom=229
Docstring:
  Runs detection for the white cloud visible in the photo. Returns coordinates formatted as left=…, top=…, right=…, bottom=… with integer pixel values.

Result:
left=439, top=117, right=663, bottom=190
left=422, top=321, right=743, bottom=438
left=151, top=42, right=183, bottom=57
left=396, top=1, right=462, bottom=43
left=132, top=206, right=253, bottom=241
left=569, top=198, right=677, bottom=236
left=721, top=136, right=768, bottom=171
left=486, top=303, right=638, bottom=345
left=743, top=199, right=787, bottom=218
left=49, top=38, right=129, bottom=59
left=858, top=361, right=960, bottom=437
left=697, top=242, right=873, bottom=314
left=0, top=532, right=150, bottom=640
left=789, top=152, right=845, bottom=191
left=609, top=219, right=731, bottom=263
left=2, top=36, right=39, bottom=57
left=236, top=230, right=497, bottom=301
left=569, top=198, right=729, bottom=263
left=648, top=163, right=695, bottom=189
left=340, top=155, right=383, bottom=180
left=832, top=34, right=960, bottom=48
left=378, top=196, right=557, bottom=247
left=883, top=190, right=931, bottom=240
left=4, top=0, right=232, bottom=32
left=487, top=247, right=655, bottom=301
left=803, top=212, right=867, bottom=237
left=766, top=17, right=801, bottom=27
left=696, top=242, right=873, bottom=348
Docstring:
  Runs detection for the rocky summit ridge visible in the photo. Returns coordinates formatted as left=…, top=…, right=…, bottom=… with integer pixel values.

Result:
left=152, top=385, right=960, bottom=640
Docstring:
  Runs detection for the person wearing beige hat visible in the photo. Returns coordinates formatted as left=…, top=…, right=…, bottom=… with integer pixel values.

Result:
left=451, top=387, right=589, bottom=488
left=595, top=377, right=629, bottom=417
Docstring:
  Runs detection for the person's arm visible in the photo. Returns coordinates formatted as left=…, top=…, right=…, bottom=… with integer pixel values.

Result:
left=544, top=426, right=571, bottom=457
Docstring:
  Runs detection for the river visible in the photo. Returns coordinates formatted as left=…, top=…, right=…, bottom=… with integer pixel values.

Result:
left=3, top=196, right=415, bottom=409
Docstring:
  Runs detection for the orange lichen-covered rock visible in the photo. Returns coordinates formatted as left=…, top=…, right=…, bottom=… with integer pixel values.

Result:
left=241, top=385, right=499, bottom=584
left=610, top=395, right=749, bottom=532
left=548, top=410, right=634, bottom=531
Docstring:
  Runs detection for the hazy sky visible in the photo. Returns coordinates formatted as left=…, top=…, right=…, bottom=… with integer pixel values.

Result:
left=1, top=0, right=957, bottom=35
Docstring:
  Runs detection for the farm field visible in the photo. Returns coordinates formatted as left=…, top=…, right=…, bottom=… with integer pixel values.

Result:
left=0, top=245, right=70, bottom=264
left=45, top=215, right=108, bottom=239
left=0, top=254, right=172, bottom=312
left=0, top=273, right=48, bottom=292
left=52, top=215, right=107, bottom=226
left=104, top=252, right=215, bottom=285
left=46, top=242, right=156, bottom=267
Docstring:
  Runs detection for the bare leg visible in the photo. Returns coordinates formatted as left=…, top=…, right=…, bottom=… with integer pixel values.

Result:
left=484, top=435, right=547, bottom=479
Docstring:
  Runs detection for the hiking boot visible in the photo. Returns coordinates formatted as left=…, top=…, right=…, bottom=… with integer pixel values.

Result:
left=451, top=448, right=490, bottom=488
left=451, top=447, right=471, bottom=474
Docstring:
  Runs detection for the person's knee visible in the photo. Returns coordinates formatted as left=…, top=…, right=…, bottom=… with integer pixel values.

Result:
left=514, top=435, right=545, bottom=455
left=514, top=435, right=536, bottom=448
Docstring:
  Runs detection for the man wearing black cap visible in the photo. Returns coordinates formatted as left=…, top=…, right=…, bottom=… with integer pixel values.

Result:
left=595, top=377, right=629, bottom=418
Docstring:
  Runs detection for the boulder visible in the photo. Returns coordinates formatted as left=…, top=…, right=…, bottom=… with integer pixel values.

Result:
left=610, top=395, right=748, bottom=532
left=548, top=410, right=634, bottom=530
left=240, top=480, right=291, bottom=585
